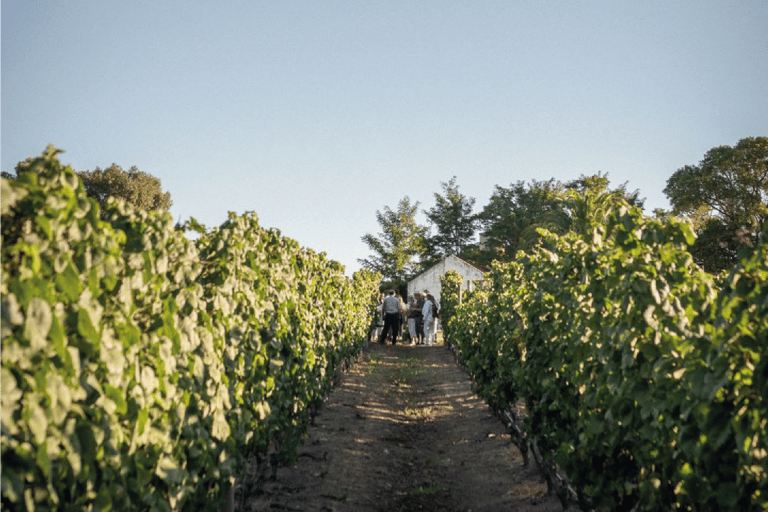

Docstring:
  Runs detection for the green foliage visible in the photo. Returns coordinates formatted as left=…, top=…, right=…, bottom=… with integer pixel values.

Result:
left=423, top=176, right=478, bottom=263
left=445, top=202, right=768, bottom=510
left=13, top=148, right=173, bottom=216
left=475, top=179, right=565, bottom=264
left=564, top=171, right=644, bottom=209
left=438, top=270, right=463, bottom=346
left=358, top=196, right=428, bottom=288
left=1, top=147, right=379, bottom=511
left=664, top=136, right=768, bottom=273
left=676, top=227, right=768, bottom=509
left=78, top=163, right=173, bottom=214
left=475, top=174, right=642, bottom=266
left=689, top=216, right=743, bottom=271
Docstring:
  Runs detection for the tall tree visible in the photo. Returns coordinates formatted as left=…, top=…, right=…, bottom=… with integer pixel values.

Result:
left=561, top=172, right=644, bottom=236
left=564, top=172, right=644, bottom=208
left=358, top=196, right=428, bottom=289
left=664, top=136, right=768, bottom=272
left=476, top=178, right=565, bottom=264
left=423, top=176, right=478, bottom=263
left=476, top=173, right=643, bottom=264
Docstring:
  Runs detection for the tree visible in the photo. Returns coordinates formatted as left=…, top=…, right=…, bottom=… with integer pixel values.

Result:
left=475, top=178, right=565, bottom=264
left=561, top=172, right=644, bottom=236
left=78, top=164, right=172, bottom=214
left=358, top=196, right=428, bottom=289
left=423, top=176, right=478, bottom=263
left=564, top=172, right=644, bottom=210
left=664, top=136, right=768, bottom=272
left=476, top=173, right=643, bottom=264
left=10, top=147, right=173, bottom=216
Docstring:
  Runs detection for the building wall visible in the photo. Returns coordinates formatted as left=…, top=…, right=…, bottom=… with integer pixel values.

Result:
left=407, top=255, right=485, bottom=305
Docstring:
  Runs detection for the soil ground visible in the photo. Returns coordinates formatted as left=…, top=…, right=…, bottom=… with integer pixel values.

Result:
left=239, top=339, right=569, bottom=512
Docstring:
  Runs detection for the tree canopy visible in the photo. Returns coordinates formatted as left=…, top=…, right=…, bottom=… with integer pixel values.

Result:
left=423, top=176, right=478, bottom=263
left=358, top=173, right=646, bottom=278
left=474, top=173, right=642, bottom=264
left=664, top=136, right=768, bottom=272
left=78, top=164, right=172, bottom=214
left=561, top=172, right=644, bottom=236
left=358, top=196, right=428, bottom=289
left=11, top=147, right=172, bottom=216
left=475, top=178, right=565, bottom=264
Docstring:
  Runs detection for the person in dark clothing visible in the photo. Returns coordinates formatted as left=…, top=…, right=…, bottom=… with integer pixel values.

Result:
left=378, top=289, right=401, bottom=345
left=405, top=295, right=418, bottom=344
left=414, top=292, right=426, bottom=344
left=407, top=293, right=423, bottom=345
left=396, top=293, right=406, bottom=342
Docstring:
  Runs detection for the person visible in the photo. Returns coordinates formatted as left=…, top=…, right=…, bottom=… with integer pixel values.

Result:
left=369, top=293, right=385, bottom=342
left=422, top=290, right=440, bottom=346
left=407, top=294, right=424, bottom=345
left=406, top=295, right=418, bottom=344
left=379, top=289, right=402, bottom=345
left=414, top=292, right=426, bottom=344
left=396, top=293, right=407, bottom=342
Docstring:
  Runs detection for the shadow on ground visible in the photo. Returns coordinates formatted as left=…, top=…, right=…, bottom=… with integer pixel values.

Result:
left=239, top=341, right=570, bottom=512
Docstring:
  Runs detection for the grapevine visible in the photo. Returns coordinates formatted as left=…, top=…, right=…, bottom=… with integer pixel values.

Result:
left=1, top=147, right=380, bottom=512
left=444, top=205, right=767, bottom=511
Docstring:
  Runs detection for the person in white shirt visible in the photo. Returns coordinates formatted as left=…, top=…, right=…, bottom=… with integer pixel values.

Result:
left=421, top=290, right=440, bottom=346
left=378, top=289, right=402, bottom=345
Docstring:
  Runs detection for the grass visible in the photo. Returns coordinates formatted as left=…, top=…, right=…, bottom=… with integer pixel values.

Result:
left=411, top=483, right=442, bottom=496
left=366, top=346, right=443, bottom=421
left=391, top=353, right=428, bottom=381
left=365, top=352, right=384, bottom=376
left=385, top=353, right=432, bottom=410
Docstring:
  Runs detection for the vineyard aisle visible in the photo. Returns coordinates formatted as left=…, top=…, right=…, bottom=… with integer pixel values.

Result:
left=240, top=341, right=569, bottom=512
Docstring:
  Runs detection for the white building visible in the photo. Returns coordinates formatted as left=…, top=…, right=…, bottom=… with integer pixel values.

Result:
left=407, top=255, right=487, bottom=304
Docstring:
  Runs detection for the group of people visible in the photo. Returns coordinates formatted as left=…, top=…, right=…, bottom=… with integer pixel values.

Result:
left=374, top=289, right=440, bottom=346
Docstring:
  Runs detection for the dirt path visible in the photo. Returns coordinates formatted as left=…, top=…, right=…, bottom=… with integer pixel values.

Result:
left=241, top=341, right=566, bottom=512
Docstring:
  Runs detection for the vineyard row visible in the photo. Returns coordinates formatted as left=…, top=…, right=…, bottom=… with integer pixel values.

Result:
left=440, top=206, right=767, bottom=511
left=1, top=147, right=380, bottom=512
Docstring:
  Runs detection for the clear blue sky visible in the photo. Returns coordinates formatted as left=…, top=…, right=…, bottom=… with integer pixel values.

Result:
left=3, top=1, right=767, bottom=275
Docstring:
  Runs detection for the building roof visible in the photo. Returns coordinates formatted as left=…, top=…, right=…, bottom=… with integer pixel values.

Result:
left=409, top=254, right=488, bottom=282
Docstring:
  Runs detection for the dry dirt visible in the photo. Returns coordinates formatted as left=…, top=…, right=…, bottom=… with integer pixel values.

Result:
left=238, top=340, right=568, bottom=512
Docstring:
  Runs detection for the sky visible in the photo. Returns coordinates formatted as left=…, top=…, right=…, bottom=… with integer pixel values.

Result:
left=3, top=1, right=767, bottom=276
